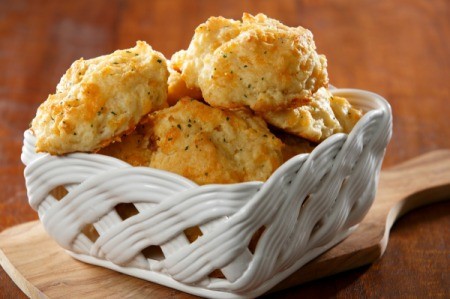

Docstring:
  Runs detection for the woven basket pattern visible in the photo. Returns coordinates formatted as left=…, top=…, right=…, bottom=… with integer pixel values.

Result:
left=22, top=89, right=392, bottom=298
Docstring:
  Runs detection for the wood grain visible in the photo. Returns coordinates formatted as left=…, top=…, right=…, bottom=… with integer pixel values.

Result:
left=1, top=151, right=449, bottom=298
left=0, top=0, right=449, bottom=298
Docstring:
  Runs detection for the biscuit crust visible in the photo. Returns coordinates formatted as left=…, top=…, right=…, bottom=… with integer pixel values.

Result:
left=32, top=41, right=169, bottom=155
left=171, top=13, right=328, bottom=112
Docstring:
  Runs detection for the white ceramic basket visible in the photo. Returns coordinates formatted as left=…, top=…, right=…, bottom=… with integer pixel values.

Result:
left=22, top=88, right=392, bottom=298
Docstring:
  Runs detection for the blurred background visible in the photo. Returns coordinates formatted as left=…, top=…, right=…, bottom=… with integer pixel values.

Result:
left=0, top=0, right=449, bottom=298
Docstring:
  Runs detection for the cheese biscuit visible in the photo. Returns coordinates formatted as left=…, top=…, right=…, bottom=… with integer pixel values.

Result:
left=171, top=13, right=328, bottom=112
left=32, top=41, right=169, bottom=154
left=101, top=98, right=284, bottom=184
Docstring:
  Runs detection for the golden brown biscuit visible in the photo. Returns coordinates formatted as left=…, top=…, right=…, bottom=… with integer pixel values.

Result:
left=167, top=60, right=202, bottom=106
left=262, top=88, right=361, bottom=143
left=101, top=98, right=284, bottom=185
left=171, top=13, right=328, bottom=112
left=31, top=41, right=169, bottom=155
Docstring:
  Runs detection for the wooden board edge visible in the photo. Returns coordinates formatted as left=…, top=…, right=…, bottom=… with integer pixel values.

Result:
left=0, top=221, right=48, bottom=299
left=0, top=247, right=47, bottom=299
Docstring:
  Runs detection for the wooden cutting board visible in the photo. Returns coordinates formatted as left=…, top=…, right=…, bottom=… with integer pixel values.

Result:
left=1, top=150, right=450, bottom=298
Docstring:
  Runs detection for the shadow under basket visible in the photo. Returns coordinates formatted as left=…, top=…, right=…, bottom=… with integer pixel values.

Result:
left=21, top=88, right=392, bottom=299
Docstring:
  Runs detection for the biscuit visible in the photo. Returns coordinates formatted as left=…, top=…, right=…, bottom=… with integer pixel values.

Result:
left=262, top=88, right=361, bottom=142
left=31, top=41, right=169, bottom=155
left=100, top=98, right=284, bottom=185
left=171, top=13, right=328, bottom=112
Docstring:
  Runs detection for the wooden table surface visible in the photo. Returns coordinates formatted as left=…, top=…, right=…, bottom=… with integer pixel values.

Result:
left=1, top=0, right=449, bottom=298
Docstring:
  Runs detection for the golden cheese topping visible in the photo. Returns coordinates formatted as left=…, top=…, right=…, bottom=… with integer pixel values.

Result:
left=31, top=41, right=169, bottom=155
